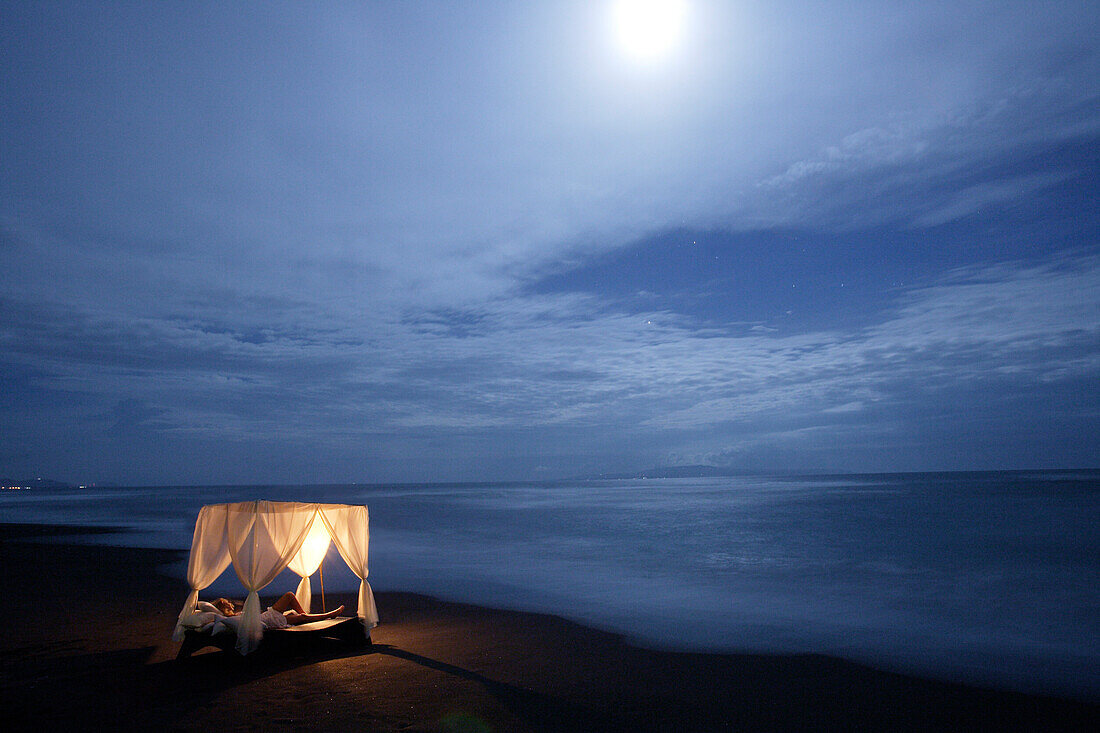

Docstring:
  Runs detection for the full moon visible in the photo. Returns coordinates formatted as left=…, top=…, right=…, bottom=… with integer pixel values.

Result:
left=612, top=0, right=687, bottom=62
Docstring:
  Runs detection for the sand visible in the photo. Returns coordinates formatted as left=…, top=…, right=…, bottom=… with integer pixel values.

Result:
left=0, top=523, right=1095, bottom=732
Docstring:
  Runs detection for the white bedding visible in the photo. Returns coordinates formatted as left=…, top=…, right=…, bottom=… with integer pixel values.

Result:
left=180, top=602, right=288, bottom=635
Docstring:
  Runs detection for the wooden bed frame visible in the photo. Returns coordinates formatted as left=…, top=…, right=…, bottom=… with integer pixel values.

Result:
left=176, top=616, right=371, bottom=660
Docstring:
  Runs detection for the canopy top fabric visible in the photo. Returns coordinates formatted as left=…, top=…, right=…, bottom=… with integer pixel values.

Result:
left=172, top=500, right=378, bottom=655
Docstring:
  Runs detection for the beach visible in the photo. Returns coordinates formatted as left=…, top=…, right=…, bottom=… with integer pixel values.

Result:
left=1, top=524, right=1095, bottom=732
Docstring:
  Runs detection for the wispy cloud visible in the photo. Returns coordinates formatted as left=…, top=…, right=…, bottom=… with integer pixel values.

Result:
left=4, top=250, right=1095, bottom=477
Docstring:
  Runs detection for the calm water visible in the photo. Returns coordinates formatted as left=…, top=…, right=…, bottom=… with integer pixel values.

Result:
left=2, top=471, right=1097, bottom=698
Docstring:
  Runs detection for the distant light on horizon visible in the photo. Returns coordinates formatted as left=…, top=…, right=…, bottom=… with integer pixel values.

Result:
left=611, top=0, right=688, bottom=62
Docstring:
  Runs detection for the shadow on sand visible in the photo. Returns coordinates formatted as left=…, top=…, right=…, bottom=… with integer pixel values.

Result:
left=370, top=643, right=609, bottom=731
left=5, top=637, right=1099, bottom=732
left=2, top=637, right=604, bottom=732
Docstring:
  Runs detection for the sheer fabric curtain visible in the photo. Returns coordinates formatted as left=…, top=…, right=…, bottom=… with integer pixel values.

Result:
left=319, top=504, right=378, bottom=628
left=286, top=510, right=331, bottom=612
left=226, top=501, right=317, bottom=654
left=172, top=504, right=231, bottom=641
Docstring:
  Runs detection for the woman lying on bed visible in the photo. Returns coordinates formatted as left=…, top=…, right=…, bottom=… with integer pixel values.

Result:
left=210, top=592, right=345, bottom=629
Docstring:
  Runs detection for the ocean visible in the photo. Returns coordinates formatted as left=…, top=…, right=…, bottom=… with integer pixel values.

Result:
left=2, top=470, right=1097, bottom=699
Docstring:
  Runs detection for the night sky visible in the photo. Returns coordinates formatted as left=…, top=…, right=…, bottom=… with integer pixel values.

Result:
left=2, top=1, right=1098, bottom=485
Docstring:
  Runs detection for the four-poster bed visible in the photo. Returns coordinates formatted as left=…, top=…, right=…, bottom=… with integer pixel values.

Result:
left=171, top=501, right=378, bottom=656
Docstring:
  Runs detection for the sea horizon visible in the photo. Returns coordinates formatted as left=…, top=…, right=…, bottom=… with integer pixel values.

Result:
left=7, top=465, right=1098, bottom=491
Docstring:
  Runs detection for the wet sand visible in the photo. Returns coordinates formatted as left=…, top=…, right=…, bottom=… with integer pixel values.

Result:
left=0, top=524, right=1095, bottom=731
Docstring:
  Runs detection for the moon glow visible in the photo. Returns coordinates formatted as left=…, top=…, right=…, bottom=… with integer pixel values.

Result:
left=612, top=0, right=687, bottom=62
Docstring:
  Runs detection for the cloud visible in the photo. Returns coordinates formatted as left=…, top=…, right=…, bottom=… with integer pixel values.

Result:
left=746, top=89, right=1098, bottom=231
left=761, top=124, right=933, bottom=190
left=102, top=399, right=171, bottom=435
left=911, top=172, right=1072, bottom=227
left=4, top=2, right=1098, bottom=309
left=9, top=252, right=1095, bottom=442
left=2, top=2, right=1099, bottom=480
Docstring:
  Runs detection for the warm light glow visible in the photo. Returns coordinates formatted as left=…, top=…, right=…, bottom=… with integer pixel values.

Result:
left=300, top=519, right=332, bottom=563
left=612, top=0, right=687, bottom=62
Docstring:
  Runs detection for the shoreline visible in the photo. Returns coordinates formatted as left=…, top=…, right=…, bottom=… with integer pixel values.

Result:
left=1, top=524, right=1097, bottom=731
left=5, top=519, right=1096, bottom=702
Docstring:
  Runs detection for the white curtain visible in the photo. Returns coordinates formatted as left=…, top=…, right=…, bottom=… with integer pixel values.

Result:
left=172, top=504, right=231, bottom=641
left=319, top=504, right=378, bottom=628
left=286, top=511, right=331, bottom=612
left=226, top=501, right=316, bottom=654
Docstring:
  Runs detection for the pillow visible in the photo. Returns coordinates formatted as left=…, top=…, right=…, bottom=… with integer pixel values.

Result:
left=195, top=601, right=220, bottom=613
left=181, top=611, right=217, bottom=629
